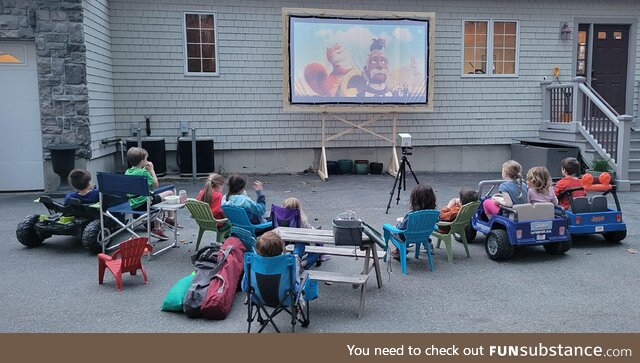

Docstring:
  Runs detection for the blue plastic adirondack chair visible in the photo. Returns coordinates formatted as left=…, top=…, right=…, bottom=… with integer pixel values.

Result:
left=244, top=252, right=311, bottom=333
left=221, top=205, right=272, bottom=237
left=382, top=209, right=440, bottom=275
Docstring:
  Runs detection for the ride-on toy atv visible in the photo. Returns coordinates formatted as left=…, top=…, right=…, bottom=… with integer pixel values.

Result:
left=559, top=172, right=626, bottom=243
left=471, top=180, right=571, bottom=261
left=16, top=196, right=108, bottom=254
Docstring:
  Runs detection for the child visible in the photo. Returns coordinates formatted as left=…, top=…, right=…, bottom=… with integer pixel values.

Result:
left=63, top=169, right=100, bottom=206
left=438, top=188, right=478, bottom=233
left=482, top=160, right=528, bottom=219
left=197, top=173, right=227, bottom=228
left=282, top=197, right=325, bottom=268
left=554, top=157, right=587, bottom=210
left=241, top=231, right=302, bottom=292
left=125, top=147, right=175, bottom=240
left=526, top=166, right=558, bottom=205
left=221, top=174, right=267, bottom=225
left=391, top=184, right=437, bottom=260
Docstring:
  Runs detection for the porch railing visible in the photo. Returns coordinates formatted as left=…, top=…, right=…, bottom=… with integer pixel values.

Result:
left=540, top=77, right=633, bottom=181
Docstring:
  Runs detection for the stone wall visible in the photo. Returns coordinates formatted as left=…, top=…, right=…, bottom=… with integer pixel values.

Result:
left=0, top=0, right=90, bottom=158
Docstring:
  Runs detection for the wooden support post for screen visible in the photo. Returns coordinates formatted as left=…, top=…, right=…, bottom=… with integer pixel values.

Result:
left=318, top=112, right=399, bottom=180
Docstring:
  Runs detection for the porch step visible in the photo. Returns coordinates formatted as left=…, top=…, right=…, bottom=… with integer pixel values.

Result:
left=631, top=149, right=640, bottom=159
left=628, top=169, right=640, bottom=181
left=630, top=159, right=640, bottom=170
left=630, top=181, right=640, bottom=192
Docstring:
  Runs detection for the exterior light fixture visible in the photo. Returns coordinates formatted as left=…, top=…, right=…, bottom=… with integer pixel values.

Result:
left=560, top=22, right=572, bottom=40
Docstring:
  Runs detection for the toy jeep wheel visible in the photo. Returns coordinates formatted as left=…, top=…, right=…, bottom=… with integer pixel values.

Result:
left=82, top=220, right=110, bottom=254
left=603, top=231, right=626, bottom=243
left=485, top=229, right=514, bottom=260
left=543, top=239, right=572, bottom=255
left=16, top=214, right=46, bottom=247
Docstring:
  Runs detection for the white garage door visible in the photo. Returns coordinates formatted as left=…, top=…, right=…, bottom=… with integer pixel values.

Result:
left=0, top=41, right=44, bottom=191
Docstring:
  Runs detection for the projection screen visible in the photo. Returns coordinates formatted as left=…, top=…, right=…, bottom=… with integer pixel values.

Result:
left=284, top=9, right=434, bottom=111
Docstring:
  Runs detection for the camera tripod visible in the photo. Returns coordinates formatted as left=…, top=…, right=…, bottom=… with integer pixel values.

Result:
left=386, top=147, right=420, bottom=214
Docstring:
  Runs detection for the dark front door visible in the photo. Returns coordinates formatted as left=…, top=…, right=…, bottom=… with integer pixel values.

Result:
left=591, top=24, right=629, bottom=114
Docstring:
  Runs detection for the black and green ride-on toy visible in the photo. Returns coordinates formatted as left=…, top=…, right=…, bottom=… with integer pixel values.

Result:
left=16, top=196, right=110, bottom=254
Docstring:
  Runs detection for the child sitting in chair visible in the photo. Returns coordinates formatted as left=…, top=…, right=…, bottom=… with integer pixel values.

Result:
left=125, top=147, right=175, bottom=241
left=438, top=188, right=478, bottom=233
left=64, top=169, right=99, bottom=206
left=482, top=160, right=528, bottom=219
left=390, top=184, right=437, bottom=260
left=197, top=173, right=228, bottom=229
left=241, top=231, right=302, bottom=291
left=222, top=174, right=268, bottom=225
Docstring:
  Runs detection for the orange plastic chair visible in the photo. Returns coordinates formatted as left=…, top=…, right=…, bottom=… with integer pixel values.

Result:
left=98, top=237, right=152, bottom=291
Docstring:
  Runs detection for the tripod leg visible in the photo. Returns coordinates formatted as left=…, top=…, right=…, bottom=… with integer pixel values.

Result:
left=395, top=159, right=405, bottom=206
left=404, top=158, right=420, bottom=184
left=385, top=163, right=403, bottom=214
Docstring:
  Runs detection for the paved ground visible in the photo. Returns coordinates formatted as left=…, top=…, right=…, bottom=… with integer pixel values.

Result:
left=1, top=172, right=638, bottom=333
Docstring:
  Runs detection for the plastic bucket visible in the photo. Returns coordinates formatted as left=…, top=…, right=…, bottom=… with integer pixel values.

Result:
left=337, top=159, right=353, bottom=174
left=354, top=160, right=369, bottom=174
left=327, top=161, right=338, bottom=175
left=370, top=162, right=383, bottom=174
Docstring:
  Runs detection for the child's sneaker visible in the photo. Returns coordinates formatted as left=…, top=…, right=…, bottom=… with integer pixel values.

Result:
left=164, top=218, right=183, bottom=229
left=151, top=228, right=169, bottom=241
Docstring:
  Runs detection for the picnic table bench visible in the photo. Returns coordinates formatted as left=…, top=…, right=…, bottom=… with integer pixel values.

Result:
left=275, top=227, right=384, bottom=318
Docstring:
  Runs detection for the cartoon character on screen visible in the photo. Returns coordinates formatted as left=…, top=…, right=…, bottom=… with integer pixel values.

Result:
left=338, top=38, right=393, bottom=98
left=304, top=43, right=356, bottom=97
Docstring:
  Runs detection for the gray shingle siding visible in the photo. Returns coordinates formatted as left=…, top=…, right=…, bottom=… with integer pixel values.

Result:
left=84, top=0, right=116, bottom=158
left=86, top=0, right=639, bottom=155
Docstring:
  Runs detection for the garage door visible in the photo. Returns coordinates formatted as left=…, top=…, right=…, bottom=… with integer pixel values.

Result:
left=0, top=42, right=44, bottom=191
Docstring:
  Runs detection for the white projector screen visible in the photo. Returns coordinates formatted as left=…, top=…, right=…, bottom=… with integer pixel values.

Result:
left=288, top=15, right=430, bottom=106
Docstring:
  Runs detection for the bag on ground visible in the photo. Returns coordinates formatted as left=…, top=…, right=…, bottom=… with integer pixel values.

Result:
left=182, top=243, right=231, bottom=318
left=161, top=271, right=195, bottom=312
left=200, top=236, right=246, bottom=320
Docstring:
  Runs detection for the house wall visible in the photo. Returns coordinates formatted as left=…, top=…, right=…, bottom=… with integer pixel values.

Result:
left=83, top=0, right=116, bottom=160
left=94, top=0, right=640, bottom=173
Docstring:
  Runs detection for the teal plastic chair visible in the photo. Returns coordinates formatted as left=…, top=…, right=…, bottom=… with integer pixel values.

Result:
left=383, top=210, right=439, bottom=275
left=221, top=205, right=272, bottom=237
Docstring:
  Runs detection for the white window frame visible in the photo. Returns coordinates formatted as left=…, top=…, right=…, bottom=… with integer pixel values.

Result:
left=461, top=19, right=520, bottom=78
left=182, top=11, right=220, bottom=76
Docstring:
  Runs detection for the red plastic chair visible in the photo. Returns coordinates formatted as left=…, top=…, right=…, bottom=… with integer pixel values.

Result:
left=98, top=237, right=152, bottom=291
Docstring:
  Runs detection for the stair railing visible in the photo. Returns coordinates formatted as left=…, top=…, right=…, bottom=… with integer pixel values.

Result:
left=541, top=77, right=633, bottom=181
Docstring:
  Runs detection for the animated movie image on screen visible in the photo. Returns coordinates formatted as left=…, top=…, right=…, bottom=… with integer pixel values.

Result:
left=289, top=16, right=429, bottom=105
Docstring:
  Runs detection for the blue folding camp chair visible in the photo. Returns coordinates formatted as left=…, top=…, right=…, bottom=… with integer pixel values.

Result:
left=383, top=209, right=439, bottom=275
left=221, top=205, right=272, bottom=237
left=96, top=172, right=174, bottom=254
left=244, top=252, right=311, bottom=333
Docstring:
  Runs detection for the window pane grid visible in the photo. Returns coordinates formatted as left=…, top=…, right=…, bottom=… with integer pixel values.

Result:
left=492, top=21, right=516, bottom=75
left=464, top=21, right=488, bottom=74
left=463, top=20, right=517, bottom=76
left=185, top=13, right=217, bottom=74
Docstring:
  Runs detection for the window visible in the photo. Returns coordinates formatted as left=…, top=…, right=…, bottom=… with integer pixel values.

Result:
left=462, top=19, right=518, bottom=76
left=183, top=12, right=219, bottom=76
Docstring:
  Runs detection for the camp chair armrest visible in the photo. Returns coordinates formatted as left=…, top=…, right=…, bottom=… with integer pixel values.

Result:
left=382, top=223, right=403, bottom=235
left=153, top=184, right=175, bottom=194
left=254, top=221, right=272, bottom=230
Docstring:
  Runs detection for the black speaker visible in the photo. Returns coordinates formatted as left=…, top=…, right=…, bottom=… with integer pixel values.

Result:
left=125, top=137, right=166, bottom=176
left=178, top=137, right=214, bottom=176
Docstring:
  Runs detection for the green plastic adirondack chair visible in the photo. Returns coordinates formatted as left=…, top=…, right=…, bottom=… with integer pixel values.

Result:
left=432, top=201, right=480, bottom=263
left=184, top=198, right=231, bottom=251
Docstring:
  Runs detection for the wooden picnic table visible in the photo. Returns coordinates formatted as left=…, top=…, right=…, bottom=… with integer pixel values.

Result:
left=274, top=226, right=384, bottom=318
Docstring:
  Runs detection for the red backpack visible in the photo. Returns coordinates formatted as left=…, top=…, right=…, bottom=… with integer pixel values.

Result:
left=200, top=236, right=246, bottom=320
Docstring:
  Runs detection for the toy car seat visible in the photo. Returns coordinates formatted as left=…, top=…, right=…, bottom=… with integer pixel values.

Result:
left=511, top=202, right=555, bottom=222
left=590, top=195, right=608, bottom=212
left=571, top=197, right=590, bottom=213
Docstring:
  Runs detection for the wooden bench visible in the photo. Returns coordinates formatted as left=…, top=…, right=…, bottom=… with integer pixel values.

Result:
left=275, top=227, right=384, bottom=319
left=305, top=270, right=370, bottom=319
